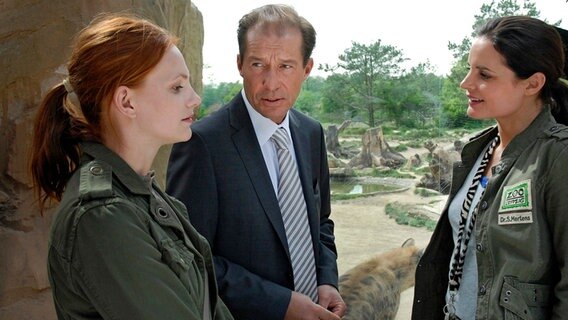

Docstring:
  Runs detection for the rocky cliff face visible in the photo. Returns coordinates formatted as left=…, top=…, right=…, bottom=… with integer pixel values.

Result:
left=0, top=1, right=203, bottom=318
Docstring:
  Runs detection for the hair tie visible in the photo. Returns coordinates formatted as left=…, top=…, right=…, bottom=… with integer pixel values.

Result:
left=559, top=77, right=568, bottom=87
left=61, top=78, right=84, bottom=120
left=62, top=78, right=74, bottom=93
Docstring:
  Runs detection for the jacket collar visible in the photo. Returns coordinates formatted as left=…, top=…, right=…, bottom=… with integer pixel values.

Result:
left=501, top=105, right=558, bottom=159
left=81, top=142, right=150, bottom=196
left=464, top=105, right=558, bottom=157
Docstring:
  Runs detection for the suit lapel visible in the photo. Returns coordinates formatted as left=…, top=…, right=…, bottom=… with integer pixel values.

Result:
left=228, top=97, right=289, bottom=249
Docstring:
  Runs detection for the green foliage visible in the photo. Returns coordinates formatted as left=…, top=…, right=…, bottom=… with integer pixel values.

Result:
left=412, top=167, right=432, bottom=175
left=201, top=81, right=242, bottom=115
left=440, top=63, right=471, bottom=128
left=386, top=63, right=444, bottom=128
left=295, top=76, right=325, bottom=116
left=341, top=127, right=368, bottom=136
left=319, top=42, right=445, bottom=129
left=320, top=39, right=408, bottom=127
left=404, top=140, right=424, bottom=148
left=385, top=202, right=437, bottom=231
left=295, top=90, right=319, bottom=116
left=414, top=187, right=442, bottom=197
left=393, top=144, right=408, bottom=152
left=330, top=193, right=369, bottom=201
left=355, top=168, right=414, bottom=179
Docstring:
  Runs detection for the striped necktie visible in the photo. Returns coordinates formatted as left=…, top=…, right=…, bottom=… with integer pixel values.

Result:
left=271, top=127, right=318, bottom=302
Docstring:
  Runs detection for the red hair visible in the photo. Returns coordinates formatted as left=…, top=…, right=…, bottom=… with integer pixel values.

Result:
left=30, top=13, right=178, bottom=213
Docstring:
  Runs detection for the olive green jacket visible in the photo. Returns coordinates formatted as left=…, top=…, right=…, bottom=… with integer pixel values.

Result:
left=48, top=142, right=233, bottom=320
left=413, top=107, right=568, bottom=319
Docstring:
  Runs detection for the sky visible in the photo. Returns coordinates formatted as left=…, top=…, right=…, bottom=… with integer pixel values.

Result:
left=192, top=0, right=568, bottom=84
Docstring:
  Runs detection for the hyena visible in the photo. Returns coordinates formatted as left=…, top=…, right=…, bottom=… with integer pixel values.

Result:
left=339, top=238, right=423, bottom=320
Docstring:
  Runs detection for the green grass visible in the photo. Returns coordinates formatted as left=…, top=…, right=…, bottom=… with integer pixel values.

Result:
left=330, top=182, right=405, bottom=201
left=353, top=167, right=414, bottom=179
left=385, top=202, right=437, bottom=231
left=393, top=144, right=408, bottom=152
left=414, top=187, right=442, bottom=197
left=411, top=166, right=431, bottom=174
left=331, top=193, right=372, bottom=201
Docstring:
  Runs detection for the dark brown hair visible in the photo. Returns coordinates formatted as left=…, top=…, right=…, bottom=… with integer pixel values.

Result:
left=29, top=13, right=178, bottom=213
left=477, top=16, right=568, bottom=124
left=237, top=4, right=316, bottom=66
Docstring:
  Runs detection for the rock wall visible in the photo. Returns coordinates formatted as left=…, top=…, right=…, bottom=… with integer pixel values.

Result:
left=0, top=1, right=203, bottom=318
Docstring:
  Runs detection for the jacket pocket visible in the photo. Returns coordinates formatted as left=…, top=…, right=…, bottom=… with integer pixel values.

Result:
left=500, top=276, right=551, bottom=320
left=159, top=238, right=195, bottom=289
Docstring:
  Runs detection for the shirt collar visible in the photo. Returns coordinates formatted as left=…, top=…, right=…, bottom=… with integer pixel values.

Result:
left=241, top=89, right=291, bottom=146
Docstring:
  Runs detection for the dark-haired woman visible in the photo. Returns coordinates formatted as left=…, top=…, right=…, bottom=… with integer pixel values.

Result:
left=412, top=16, right=568, bottom=319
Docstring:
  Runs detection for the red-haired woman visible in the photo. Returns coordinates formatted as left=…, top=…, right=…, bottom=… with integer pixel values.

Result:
left=29, top=14, right=233, bottom=320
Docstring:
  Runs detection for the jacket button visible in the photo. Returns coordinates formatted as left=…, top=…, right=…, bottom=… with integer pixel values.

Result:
left=479, top=285, right=487, bottom=295
left=495, top=164, right=503, bottom=174
left=89, top=165, right=104, bottom=175
left=476, top=243, right=484, bottom=252
left=157, top=207, right=169, bottom=218
left=550, top=125, right=559, bottom=132
left=480, top=201, right=488, bottom=210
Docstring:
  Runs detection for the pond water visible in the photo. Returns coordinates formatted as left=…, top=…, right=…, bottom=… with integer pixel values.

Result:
left=330, top=180, right=402, bottom=195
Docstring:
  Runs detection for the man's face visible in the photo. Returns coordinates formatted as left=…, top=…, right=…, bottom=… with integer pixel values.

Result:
left=237, top=24, right=313, bottom=124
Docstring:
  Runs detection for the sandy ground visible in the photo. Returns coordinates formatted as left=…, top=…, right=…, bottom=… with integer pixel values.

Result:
left=332, top=184, right=446, bottom=319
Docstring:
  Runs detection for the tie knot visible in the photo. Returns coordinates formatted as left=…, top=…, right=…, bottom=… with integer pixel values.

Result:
left=271, top=128, right=289, bottom=150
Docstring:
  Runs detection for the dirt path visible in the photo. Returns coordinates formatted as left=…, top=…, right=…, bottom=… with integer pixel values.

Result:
left=332, top=186, right=446, bottom=320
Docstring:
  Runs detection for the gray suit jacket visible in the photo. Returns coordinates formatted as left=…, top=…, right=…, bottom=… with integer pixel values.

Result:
left=166, top=93, right=338, bottom=320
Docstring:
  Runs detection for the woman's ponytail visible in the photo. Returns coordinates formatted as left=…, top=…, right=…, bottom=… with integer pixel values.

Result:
left=29, top=83, right=82, bottom=213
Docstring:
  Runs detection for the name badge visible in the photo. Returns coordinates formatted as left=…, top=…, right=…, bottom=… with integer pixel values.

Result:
left=498, top=212, right=533, bottom=225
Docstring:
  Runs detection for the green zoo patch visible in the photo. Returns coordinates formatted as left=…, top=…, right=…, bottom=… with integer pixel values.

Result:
left=499, top=180, right=532, bottom=212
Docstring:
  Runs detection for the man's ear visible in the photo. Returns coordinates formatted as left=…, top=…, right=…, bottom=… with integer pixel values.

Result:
left=237, top=54, right=244, bottom=77
left=303, top=57, right=314, bottom=80
left=111, top=85, right=136, bottom=118
left=525, top=72, right=546, bottom=97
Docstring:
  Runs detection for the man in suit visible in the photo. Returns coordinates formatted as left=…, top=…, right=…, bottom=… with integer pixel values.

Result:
left=166, top=4, right=345, bottom=320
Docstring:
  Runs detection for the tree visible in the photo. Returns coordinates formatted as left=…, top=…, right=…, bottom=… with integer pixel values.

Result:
left=319, top=73, right=356, bottom=123
left=201, top=81, right=242, bottom=117
left=389, top=62, right=443, bottom=128
left=295, top=76, right=325, bottom=117
left=321, top=40, right=407, bottom=127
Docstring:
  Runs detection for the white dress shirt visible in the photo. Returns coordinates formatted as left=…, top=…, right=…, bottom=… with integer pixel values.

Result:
left=241, top=90, right=297, bottom=196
